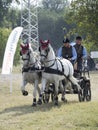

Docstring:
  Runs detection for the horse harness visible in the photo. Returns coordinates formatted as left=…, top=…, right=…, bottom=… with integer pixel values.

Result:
left=43, top=57, right=69, bottom=78
left=21, top=49, right=40, bottom=73
left=39, top=46, right=70, bottom=78
left=20, top=49, right=31, bottom=61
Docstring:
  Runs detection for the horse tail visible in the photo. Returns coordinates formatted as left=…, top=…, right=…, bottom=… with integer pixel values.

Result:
left=69, top=76, right=78, bottom=84
left=69, top=76, right=81, bottom=91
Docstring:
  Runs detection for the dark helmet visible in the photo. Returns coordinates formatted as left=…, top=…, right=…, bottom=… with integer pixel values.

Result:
left=63, top=38, right=70, bottom=43
left=76, top=36, right=82, bottom=40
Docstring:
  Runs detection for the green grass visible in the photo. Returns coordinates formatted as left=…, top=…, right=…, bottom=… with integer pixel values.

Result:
left=0, top=72, right=98, bottom=130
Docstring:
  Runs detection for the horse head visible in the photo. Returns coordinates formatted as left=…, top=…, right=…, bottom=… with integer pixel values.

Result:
left=20, top=43, right=29, bottom=54
left=20, top=43, right=31, bottom=67
left=20, top=43, right=41, bottom=69
left=39, top=40, right=50, bottom=62
left=40, top=40, right=50, bottom=49
left=39, top=40, right=55, bottom=64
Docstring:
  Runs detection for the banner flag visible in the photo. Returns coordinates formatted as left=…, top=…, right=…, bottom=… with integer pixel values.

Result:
left=1, top=27, right=23, bottom=74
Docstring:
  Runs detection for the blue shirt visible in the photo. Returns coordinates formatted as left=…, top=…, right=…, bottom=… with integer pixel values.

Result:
left=83, top=47, right=87, bottom=58
left=57, top=46, right=77, bottom=61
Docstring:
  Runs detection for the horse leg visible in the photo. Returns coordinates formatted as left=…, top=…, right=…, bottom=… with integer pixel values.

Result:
left=32, top=80, right=39, bottom=107
left=54, top=81, right=59, bottom=106
left=21, top=80, right=28, bottom=96
left=37, top=78, right=47, bottom=105
left=59, top=80, right=67, bottom=103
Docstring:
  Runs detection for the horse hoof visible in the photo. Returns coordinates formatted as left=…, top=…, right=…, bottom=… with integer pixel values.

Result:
left=22, top=91, right=28, bottom=96
left=61, top=97, right=67, bottom=103
left=37, top=99, right=42, bottom=105
left=32, top=103, right=36, bottom=107
left=54, top=102, right=58, bottom=106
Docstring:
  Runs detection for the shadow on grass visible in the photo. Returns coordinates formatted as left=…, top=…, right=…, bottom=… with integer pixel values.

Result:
left=0, top=100, right=79, bottom=116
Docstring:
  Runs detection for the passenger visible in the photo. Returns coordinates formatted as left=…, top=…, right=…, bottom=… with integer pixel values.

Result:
left=74, top=36, right=87, bottom=73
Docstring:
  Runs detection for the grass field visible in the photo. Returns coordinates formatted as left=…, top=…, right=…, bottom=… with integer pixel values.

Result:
left=0, top=71, right=98, bottom=130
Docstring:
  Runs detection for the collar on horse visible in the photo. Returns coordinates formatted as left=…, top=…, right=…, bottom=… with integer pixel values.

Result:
left=43, top=58, right=65, bottom=76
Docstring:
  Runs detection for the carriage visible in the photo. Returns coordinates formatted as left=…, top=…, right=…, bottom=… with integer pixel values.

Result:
left=42, top=61, right=91, bottom=103
left=20, top=41, right=91, bottom=106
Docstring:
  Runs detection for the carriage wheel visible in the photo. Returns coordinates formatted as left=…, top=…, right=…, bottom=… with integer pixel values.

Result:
left=78, top=89, right=85, bottom=102
left=85, top=81, right=91, bottom=101
left=42, top=93, right=50, bottom=103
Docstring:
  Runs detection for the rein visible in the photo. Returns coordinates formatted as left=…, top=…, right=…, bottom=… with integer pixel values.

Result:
left=29, top=59, right=37, bottom=67
left=40, top=46, right=65, bottom=75
left=43, top=57, right=65, bottom=76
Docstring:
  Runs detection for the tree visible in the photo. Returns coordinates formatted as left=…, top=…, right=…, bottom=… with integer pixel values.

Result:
left=0, top=0, right=11, bottom=27
left=42, top=0, right=69, bottom=12
left=0, top=0, right=20, bottom=28
left=66, top=0, right=98, bottom=51
left=38, top=8, right=70, bottom=50
left=0, top=28, right=11, bottom=67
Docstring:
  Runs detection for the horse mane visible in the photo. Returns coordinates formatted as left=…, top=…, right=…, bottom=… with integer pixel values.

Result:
left=49, top=44, right=55, bottom=56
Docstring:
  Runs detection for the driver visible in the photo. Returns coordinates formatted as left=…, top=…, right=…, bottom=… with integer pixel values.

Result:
left=57, top=38, right=77, bottom=65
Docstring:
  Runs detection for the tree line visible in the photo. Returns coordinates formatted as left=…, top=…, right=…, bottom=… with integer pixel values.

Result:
left=0, top=0, right=98, bottom=67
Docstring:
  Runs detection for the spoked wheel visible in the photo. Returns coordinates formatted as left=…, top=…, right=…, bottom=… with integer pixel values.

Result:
left=78, top=89, right=85, bottom=102
left=84, top=81, right=91, bottom=101
left=79, top=79, right=91, bottom=102
left=42, top=93, right=50, bottom=103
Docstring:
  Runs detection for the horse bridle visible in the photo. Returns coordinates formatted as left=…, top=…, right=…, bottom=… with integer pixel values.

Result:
left=21, top=49, right=39, bottom=68
left=39, top=46, right=56, bottom=68
left=39, top=46, right=49, bottom=59
left=21, top=49, right=30, bottom=61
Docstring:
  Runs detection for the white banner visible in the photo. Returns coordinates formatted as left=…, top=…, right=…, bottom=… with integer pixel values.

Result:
left=1, top=27, right=23, bottom=74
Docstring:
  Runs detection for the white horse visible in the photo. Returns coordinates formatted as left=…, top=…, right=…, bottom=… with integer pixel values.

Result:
left=20, top=43, right=41, bottom=106
left=38, top=40, right=81, bottom=105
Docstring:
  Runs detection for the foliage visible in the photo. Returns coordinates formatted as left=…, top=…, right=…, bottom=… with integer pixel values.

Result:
left=42, top=0, right=69, bottom=12
left=0, top=0, right=98, bottom=66
left=0, top=0, right=21, bottom=28
left=0, top=0, right=12, bottom=27
left=66, top=0, right=98, bottom=52
left=0, top=28, right=11, bottom=67
left=6, top=8, right=21, bottom=29
left=38, top=8, right=71, bottom=50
